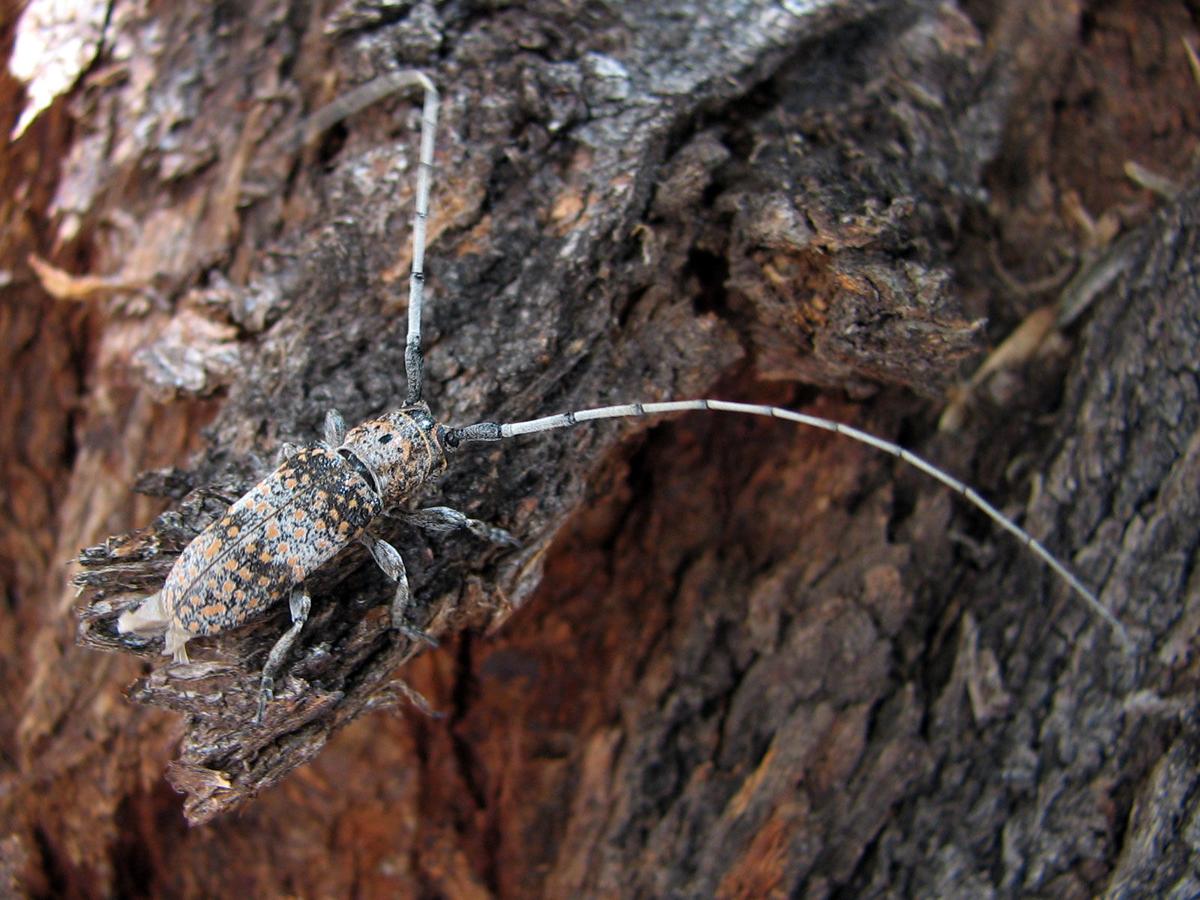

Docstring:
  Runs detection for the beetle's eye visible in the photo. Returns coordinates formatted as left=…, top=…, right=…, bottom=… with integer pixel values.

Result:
left=379, top=433, right=393, bottom=444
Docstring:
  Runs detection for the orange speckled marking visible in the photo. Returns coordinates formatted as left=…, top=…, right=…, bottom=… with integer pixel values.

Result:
left=156, top=440, right=388, bottom=650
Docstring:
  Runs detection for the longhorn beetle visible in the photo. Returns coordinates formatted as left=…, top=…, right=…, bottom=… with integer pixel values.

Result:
left=116, top=70, right=1133, bottom=724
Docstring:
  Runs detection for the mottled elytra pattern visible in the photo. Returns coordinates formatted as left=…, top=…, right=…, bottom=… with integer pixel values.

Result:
left=163, top=447, right=380, bottom=660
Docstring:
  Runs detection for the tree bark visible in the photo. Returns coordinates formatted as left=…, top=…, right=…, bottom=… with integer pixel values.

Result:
left=2, top=0, right=1196, bottom=896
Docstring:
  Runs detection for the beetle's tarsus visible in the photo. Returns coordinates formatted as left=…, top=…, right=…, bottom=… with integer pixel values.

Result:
left=396, top=619, right=439, bottom=649
left=408, top=506, right=519, bottom=547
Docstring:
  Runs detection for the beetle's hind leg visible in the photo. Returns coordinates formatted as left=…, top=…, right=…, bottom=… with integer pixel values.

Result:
left=359, top=531, right=438, bottom=648
left=255, top=586, right=311, bottom=723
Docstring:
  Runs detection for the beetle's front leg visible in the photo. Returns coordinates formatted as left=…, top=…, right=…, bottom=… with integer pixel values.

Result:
left=359, top=531, right=438, bottom=647
left=256, top=586, right=311, bottom=723
left=276, top=442, right=301, bottom=465
left=323, top=408, right=346, bottom=448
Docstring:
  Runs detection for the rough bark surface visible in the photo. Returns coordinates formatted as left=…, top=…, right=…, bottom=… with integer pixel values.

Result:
left=1, top=0, right=1197, bottom=896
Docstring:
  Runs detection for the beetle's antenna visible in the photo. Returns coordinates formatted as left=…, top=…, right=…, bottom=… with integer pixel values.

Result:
left=399, top=71, right=439, bottom=405
left=449, top=399, right=1133, bottom=650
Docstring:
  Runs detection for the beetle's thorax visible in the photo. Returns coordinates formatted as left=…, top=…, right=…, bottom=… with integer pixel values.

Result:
left=338, top=403, right=448, bottom=506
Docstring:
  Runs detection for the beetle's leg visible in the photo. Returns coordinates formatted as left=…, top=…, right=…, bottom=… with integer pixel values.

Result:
left=359, top=531, right=438, bottom=647
left=276, top=442, right=301, bottom=464
left=255, top=586, right=311, bottom=723
left=323, top=408, right=346, bottom=448
left=405, top=506, right=519, bottom=547
left=166, top=624, right=191, bottom=664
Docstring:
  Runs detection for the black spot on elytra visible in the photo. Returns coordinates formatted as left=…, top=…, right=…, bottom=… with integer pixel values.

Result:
left=379, top=434, right=393, bottom=444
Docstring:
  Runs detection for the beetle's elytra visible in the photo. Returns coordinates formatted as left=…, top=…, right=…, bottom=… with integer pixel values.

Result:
left=153, top=446, right=383, bottom=660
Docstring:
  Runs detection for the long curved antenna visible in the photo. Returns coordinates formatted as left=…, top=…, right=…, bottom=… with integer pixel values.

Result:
left=450, top=399, right=1133, bottom=650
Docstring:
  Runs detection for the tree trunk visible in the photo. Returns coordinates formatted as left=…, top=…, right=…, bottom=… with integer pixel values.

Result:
left=2, top=0, right=1196, bottom=896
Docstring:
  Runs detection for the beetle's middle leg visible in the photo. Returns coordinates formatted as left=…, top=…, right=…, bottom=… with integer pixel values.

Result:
left=256, top=586, right=311, bottom=723
left=359, top=531, right=437, bottom=647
